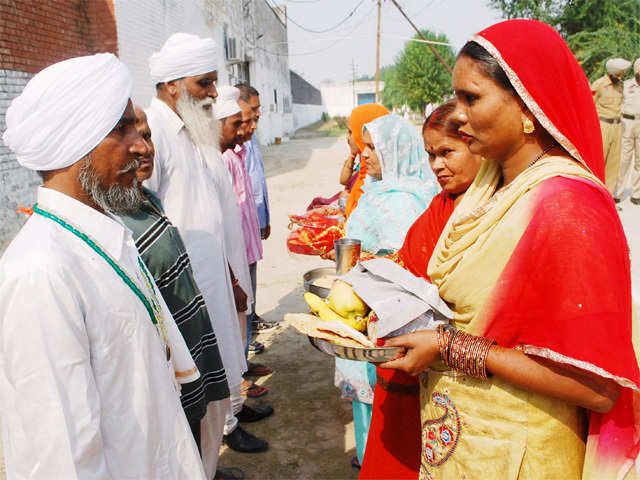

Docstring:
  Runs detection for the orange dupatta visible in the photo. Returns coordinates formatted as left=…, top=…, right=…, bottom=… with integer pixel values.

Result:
left=344, top=103, right=389, bottom=217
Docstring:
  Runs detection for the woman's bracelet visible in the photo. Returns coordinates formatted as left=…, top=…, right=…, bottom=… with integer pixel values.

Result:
left=436, top=324, right=495, bottom=379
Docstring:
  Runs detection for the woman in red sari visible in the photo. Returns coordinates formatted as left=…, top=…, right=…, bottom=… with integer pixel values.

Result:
left=382, top=20, right=639, bottom=479
left=359, top=100, right=483, bottom=479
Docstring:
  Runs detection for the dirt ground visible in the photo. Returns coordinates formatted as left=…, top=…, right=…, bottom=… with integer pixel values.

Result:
left=216, top=136, right=361, bottom=480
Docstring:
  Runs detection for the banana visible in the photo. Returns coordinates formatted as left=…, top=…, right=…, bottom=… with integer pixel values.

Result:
left=328, top=280, right=370, bottom=318
left=304, top=292, right=348, bottom=323
left=303, top=292, right=368, bottom=332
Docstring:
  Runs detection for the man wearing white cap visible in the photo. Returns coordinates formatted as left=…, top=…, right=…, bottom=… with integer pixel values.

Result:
left=614, top=58, right=640, bottom=204
left=0, top=54, right=205, bottom=479
left=146, top=33, right=266, bottom=470
left=591, top=57, right=631, bottom=192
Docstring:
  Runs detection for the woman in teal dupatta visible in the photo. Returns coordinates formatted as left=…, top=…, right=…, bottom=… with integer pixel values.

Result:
left=336, top=114, right=439, bottom=469
left=345, top=114, right=439, bottom=254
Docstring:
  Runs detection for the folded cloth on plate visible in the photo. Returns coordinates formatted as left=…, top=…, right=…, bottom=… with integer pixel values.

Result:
left=338, top=258, right=452, bottom=340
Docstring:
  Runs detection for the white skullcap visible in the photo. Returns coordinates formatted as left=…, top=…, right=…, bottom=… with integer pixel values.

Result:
left=149, top=33, right=218, bottom=83
left=634, top=58, right=640, bottom=75
left=606, top=58, right=631, bottom=75
left=214, top=86, right=242, bottom=120
left=3, top=53, right=133, bottom=172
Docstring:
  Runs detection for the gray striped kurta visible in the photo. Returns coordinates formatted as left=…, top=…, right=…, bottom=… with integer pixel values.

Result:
left=121, top=188, right=229, bottom=422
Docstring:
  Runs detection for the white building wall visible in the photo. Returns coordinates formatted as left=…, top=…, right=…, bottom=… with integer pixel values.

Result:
left=320, top=80, right=385, bottom=117
left=113, top=0, right=292, bottom=145
left=292, top=104, right=325, bottom=130
left=246, top=1, right=293, bottom=144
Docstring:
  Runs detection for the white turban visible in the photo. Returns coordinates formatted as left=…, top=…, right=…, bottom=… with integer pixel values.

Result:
left=2, top=53, right=133, bottom=172
left=214, top=86, right=241, bottom=120
left=634, top=58, right=640, bottom=75
left=606, top=58, right=631, bottom=75
left=149, top=33, right=218, bottom=84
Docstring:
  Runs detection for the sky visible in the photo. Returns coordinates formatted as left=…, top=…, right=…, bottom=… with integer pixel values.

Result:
left=270, top=0, right=503, bottom=87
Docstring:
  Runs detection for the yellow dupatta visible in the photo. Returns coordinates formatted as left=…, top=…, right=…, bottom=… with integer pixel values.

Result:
left=427, top=155, right=603, bottom=332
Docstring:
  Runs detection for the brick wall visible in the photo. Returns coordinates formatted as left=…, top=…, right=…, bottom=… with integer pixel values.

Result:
left=0, top=0, right=117, bottom=72
left=0, top=0, right=116, bottom=252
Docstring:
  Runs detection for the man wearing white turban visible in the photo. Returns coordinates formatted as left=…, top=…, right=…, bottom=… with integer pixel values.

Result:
left=145, top=33, right=265, bottom=478
left=591, top=57, right=632, bottom=192
left=0, top=53, right=206, bottom=479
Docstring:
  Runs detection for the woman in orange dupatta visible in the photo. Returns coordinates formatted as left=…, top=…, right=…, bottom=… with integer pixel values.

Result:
left=360, top=100, right=482, bottom=479
left=382, top=19, right=640, bottom=480
left=344, top=103, right=389, bottom=217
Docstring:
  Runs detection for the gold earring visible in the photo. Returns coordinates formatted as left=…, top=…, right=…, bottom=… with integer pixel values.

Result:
left=523, top=117, right=535, bottom=134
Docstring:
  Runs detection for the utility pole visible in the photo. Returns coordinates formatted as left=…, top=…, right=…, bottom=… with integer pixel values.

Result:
left=389, top=0, right=452, bottom=74
left=375, top=0, right=381, bottom=102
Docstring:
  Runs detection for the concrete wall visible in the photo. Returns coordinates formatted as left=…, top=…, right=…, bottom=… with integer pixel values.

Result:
left=292, top=103, right=325, bottom=130
left=290, top=70, right=321, bottom=105
left=247, top=0, right=293, bottom=144
left=320, top=80, right=385, bottom=117
left=0, top=0, right=117, bottom=252
left=290, top=70, right=324, bottom=130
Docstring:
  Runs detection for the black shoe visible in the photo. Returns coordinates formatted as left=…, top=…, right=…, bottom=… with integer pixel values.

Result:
left=248, top=340, right=265, bottom=354
left=631, top=197, right=640, bottom=205
left=236, top=404, right=274, bottom=423
left=214, top=467, right=244, bottom=480
left=614, top=197, right=622, bottom=204
left=223, top=426, right=268, bottom=452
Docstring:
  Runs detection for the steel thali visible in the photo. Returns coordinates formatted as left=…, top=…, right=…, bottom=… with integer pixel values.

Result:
left=308, top=336, right=402, bottom=362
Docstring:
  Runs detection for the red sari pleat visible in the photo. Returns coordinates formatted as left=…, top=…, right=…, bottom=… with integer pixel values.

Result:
left=360, top=193, right=455, bottom=479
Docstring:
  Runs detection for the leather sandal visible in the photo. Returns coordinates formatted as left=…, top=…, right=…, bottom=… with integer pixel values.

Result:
left=244, top=362, right=273, bottom=377
left=240, top=380, right=268, bottom=398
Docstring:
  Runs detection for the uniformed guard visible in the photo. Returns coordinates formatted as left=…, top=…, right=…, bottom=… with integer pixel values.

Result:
left=591, top=57, right=631, bottom=193
left=614, top=58, right=640, bottom=204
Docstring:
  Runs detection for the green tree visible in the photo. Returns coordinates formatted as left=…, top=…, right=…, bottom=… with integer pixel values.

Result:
left=489, top=0, right=640, bottom=81
left=381, top=30, right=455, bottom=111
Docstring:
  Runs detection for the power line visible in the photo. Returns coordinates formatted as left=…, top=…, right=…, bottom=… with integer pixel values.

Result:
left=411, top=0, right=440, bottom=17
left=248, top=5, right=375, bottom=57
left=285, top=0, right=369, bottom=34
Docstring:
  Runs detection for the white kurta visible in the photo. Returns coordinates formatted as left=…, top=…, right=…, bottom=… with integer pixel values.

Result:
left=204, top=146, right=254, bottom=317
left=145, top=97, right=247, bottom=389
left=0, top=187, right=205, bottom=480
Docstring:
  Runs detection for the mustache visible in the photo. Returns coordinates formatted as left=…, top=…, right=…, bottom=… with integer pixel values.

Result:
left=199, top=97, right=214, bottom=110
left=117, top=157, right=142, bottom=175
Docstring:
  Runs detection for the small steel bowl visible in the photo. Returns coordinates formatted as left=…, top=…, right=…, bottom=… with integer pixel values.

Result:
left=302, top=267, right=336, bottom=298
left=308, top=336, right=402, bottom=362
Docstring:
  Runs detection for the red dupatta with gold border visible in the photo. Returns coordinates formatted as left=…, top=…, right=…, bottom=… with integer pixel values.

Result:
left=427, top=20, right=640, bottom=479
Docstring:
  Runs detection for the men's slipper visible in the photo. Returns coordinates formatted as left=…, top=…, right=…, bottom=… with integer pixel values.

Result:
left=244, top=362, right=273, bottom=377
left=240, top=381, right=268, bottom=398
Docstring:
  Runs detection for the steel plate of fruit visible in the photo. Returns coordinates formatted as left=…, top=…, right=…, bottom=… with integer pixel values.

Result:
left=308, top=336, right=402, bottom=362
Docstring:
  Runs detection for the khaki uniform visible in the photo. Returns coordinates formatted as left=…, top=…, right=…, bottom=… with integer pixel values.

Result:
left=592, top=74, right=624, bottom=192
left=614, top=77, right=640, bottom=200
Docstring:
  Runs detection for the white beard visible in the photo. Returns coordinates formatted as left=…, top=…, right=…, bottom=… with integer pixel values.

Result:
left=175, top=86, right=220, bottom=151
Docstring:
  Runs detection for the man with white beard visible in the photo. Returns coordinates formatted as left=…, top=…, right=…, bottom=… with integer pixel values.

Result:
left=0, top=53, right=205, bottom=479
left=146, top=33, right=268, bottom=466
